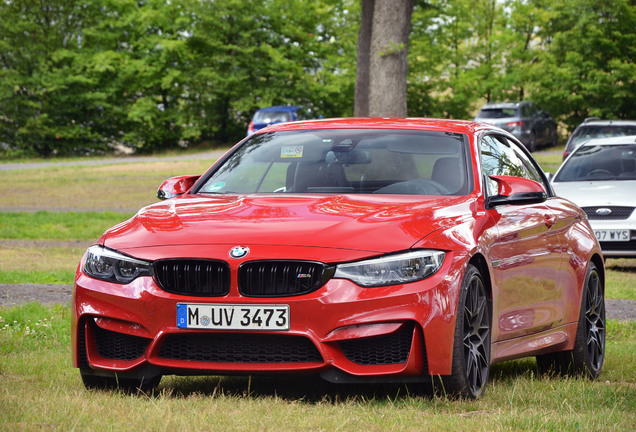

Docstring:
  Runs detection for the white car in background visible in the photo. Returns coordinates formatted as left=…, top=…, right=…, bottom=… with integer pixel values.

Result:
left=552, top=135, right=636, bottom=257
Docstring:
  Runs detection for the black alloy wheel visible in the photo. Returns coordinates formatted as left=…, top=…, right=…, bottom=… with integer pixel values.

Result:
left=441, top=265, right=491, bottom=399
left=537, top=262, right=605, bottom=378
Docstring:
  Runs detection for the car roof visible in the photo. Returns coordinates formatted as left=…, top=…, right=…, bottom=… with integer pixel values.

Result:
left=256, top=105, right=301, bottom=113
left=574, top=119, right=636, bottom=128
left=254, top=117, right=497, bottom=135
left=479, top=102, right=523, bottom=110
left=576, top=135, right=636, bottom=148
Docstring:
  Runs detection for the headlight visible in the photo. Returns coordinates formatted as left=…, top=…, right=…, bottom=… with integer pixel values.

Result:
left=83, top=245, right=152, bottom=284
left=334, top=250, right=445, bottom=287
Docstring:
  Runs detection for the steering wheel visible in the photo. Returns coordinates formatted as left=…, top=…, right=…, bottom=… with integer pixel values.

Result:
left=585, top=169, right=613, bottom=179
left=374, top=179, right=451, bottom=195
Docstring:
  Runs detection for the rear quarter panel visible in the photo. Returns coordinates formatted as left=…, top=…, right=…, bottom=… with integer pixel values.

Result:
left=546, top=197, right=604, bottom=326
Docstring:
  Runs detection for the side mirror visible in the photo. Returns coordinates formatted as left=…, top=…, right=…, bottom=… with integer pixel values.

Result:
left=487, top=175, right=547, bottom=207
left=157, top=175, right=200, bottom=200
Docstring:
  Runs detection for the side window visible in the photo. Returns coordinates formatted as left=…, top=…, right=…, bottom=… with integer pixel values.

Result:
left=502, top=136, right=545, bottom=184
left=480, top=134, right=546, bottom=196
left=521, top=105, right=529, bottom=117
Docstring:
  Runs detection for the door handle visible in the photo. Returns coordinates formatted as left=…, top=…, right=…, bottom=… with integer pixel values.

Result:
left=544, top=215, right=556, bottom=229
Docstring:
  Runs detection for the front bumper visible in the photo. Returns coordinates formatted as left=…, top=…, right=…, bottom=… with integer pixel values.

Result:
left=72, top=251, right=465, bottom=382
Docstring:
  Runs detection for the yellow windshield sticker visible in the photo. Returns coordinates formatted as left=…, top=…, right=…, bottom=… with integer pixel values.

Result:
left=281, top=145, right=304, bottom=158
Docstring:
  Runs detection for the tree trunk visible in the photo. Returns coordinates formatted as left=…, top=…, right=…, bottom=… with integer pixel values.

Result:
left=367, top=0, right=414, bottom=117
left=354, top=0, right=374, bottom=117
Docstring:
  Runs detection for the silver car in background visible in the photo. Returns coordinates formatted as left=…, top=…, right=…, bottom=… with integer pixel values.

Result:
left=562, top=118, right=636, bottom=159
left=552, top=135, right=636, bottom=257
left=474, top=101, right=558, bottom=151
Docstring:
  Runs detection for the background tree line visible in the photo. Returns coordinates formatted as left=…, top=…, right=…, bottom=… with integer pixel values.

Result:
left=1, top=0, right=634, bottom=157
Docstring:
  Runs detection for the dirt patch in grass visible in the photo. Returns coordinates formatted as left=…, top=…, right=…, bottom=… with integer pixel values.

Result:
left=0, top=283, right=73, bottom=306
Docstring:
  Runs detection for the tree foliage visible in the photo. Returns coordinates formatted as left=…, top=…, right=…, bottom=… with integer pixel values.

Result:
left=0, top=0, right=356, bottom=155
left=0, top=0, right=634, bottom=156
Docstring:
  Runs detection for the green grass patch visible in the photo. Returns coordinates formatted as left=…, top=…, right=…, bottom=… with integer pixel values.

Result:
left=533, top=149, right=564, bottom=174
left=0, top=211, right=133, bottom=241
left=1, top=212, right=635, bottom=297
left=0, top=245, right=84, bottom=284
left=605, top=259, right=636, bottom=300
left=0, top=304, right=634, bottom=431
left=0, top=270, right=76, bottom=284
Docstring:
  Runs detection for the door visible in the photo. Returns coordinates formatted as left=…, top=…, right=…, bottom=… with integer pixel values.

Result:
left=480, top=134, right=563, bottom=342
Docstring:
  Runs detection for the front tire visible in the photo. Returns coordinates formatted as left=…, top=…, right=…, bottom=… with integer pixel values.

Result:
left=536, top=262, right=605, bottom=378
left=441, top=265, right=491, bottom=399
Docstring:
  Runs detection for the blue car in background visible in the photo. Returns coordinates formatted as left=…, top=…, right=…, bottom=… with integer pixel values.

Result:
left=247, top=105, right=304, bottom=135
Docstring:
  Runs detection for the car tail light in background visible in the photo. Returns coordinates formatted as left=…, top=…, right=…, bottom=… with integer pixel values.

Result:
left=506, top=121, right=524, bottom=128
left=247, top=121, right=255, bottom=135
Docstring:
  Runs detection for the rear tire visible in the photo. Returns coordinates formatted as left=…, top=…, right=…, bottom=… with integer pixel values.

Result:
left=536, top=262, right=605, bottom=378
left=551, top=128, right=558, bottom=147
left=440, top=265, right=491, bottom=399
left=526, top=131, right=537, bottom=152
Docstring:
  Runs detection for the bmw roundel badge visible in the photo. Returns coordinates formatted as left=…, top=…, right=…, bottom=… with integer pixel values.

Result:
left=229, top=246, right=250, bottom=259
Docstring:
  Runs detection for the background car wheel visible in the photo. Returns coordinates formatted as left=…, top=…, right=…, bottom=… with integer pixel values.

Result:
left=551, top=128, right=558, bottom=147
left=526, top=131, right=537, bottom=152
left=536, top=262, right=605, bottom=378
left=80, top=370, right=161, bottom=393
left=440, top=264, right=491, bottom=399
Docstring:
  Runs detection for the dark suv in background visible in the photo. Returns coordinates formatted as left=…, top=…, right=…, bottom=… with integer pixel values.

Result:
left=562, top=118, right=636, bottom=159
left=474, top=101, right=558, bottom=151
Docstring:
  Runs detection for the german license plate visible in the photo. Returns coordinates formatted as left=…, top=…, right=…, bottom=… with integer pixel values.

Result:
left=594, top=229, right=630, bottom=242
left=177, top=304, right=289, bottom=330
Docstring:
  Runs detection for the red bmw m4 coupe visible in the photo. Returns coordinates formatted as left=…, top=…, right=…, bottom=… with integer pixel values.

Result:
left=72, top=118, right=606, bottom=398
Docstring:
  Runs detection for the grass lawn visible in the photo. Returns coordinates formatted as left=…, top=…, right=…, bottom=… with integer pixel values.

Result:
left=0, top=303, right=634, bottom=431
left=0, top=149, right=634, bottom=430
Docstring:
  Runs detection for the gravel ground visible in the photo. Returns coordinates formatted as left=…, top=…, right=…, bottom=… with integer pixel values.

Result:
left=1, top=283, right=634, bottom=321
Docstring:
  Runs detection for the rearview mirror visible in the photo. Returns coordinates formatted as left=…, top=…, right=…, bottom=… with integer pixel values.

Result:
left=157, top=175, right=201, bottom=200
left=487, top=175, right=547, bottom=207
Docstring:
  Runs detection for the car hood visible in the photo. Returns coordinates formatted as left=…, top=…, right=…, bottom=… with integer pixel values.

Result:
left=102, top=194, right=473, bottom=255
left=552, top=180, right=636, bottom=207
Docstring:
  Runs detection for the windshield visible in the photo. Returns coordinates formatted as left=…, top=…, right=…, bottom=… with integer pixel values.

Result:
left=253, top=110, right=292, bottom=123
left=476, top=108, right=517, bottom=119
left=555, top=144, right=636, bottom=182
left=197, top=129, right=471, bottom=195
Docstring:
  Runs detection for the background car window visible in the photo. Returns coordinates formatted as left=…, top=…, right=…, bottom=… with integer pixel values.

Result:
left=555, top=144, right=636, bottom=181
left=521, top=105, right=530, bottom=117
left=571, top=126, right=636, bottom=148
left=476, top=108, right=517, bottom=119
left=480, top=134, right=544, bottom=195
left=253, top=111, right=292, bottom=123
